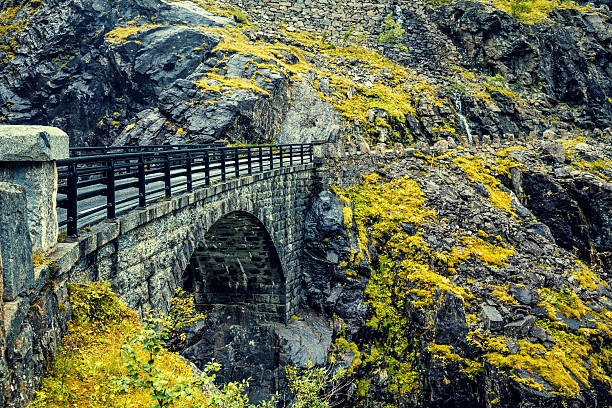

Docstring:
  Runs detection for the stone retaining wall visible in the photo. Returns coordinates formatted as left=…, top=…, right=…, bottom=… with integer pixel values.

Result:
left=234, top=0, right=462, bottom=70
left=236, top=0, right=392, bottom=39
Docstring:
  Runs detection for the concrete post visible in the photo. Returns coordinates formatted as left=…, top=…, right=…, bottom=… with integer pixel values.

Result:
left=0, top=126, right=69, bottom=253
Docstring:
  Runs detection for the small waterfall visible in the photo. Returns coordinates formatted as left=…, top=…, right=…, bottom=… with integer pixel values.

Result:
left=455, top=99, right=474, bottom=145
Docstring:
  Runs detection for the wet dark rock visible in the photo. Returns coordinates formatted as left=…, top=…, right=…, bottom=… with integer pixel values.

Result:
left=504, top=315, right=536, bottom=338
left=438, top=2, right=612, bottom=130
left=482, top=305, right=504, bottom=331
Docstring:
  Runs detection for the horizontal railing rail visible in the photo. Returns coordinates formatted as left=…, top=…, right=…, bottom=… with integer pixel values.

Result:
left=69, top=142, right=226, bottom=156
left=56, top=143, right=313, bottom=237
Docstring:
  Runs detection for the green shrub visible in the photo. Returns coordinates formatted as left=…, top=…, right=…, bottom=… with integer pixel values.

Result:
left=509, top=0, right=532, bottom=20
left=285, top=361, right=348, bottom=408
left=376, top=14, right=406, bottom=46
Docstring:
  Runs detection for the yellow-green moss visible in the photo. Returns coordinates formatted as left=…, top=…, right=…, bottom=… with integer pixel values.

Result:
left=173, top=0, right=251, bottom=25
left=341, top=174, right=475, bottom=396
left=332, top=337, right=362, bottom=374
left=0, top=4, right=40, bottom=61
left=105, top=23, right=161, bottom=45
left=453, top=155, right=516, bottom=215
left=472, top=279, right=612, bottom=398
left=446, top=236, right=515, bottom=269
left=195, top=72, right=270, bottom=96
left=31, top=283, right=224, bottom=407
left=428, top=343, right=484, bottom=380
left=481, top=0, right=595, bottom=24
left=32, top=251, right=52, bottom=268
left=568, top=261, right=608, bottom=290
left=201, top=25, right=442, bottom=143
left=489, top=283, right=519, bottom=304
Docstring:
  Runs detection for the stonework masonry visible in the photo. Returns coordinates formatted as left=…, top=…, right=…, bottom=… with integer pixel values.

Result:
left=234, top=0, right=462, bottom=70
left=236, top=0, right=390, bottom=39
left=185, top=211, right=287, bottom=322
left=0, top=155, right=315, bottom=407
left=0, top=126, right=69, bottom=253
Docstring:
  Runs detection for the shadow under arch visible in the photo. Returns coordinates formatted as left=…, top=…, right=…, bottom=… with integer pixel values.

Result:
left=182, top=210, right=286, bottom=323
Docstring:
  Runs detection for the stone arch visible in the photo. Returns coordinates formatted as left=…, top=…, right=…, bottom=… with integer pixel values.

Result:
left=182, top=210, right=287, bottom=322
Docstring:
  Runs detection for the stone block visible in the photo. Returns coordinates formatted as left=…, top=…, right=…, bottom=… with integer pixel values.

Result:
left=0, top=183, right=35, bottom=301
left=481, top=305, right=503, bottom=332
left=0, top=161, right=59, bottom=252
left=3, top=296, right=28, bottom=347
left=0, top=125, right=68, bottom=162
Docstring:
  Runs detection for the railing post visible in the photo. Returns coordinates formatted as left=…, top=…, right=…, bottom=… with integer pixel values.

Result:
left=259, top=147, right=263, bottom=173
left=204, top=151, right=210, bottom=186
left=67, top=162, right=78, bottom=237
left=310, top=144, right=313, bottom=162
left=106, top=158, right=116, bottom=220
left=0, top=125, right=69, bottom=250
left=300, top=144, right=304, bottom=165
left=234, top=147, right=240, bottom=179
left=186, top=152, right=193, bottom=192
left=269, top=146, right=274, bottom=169
left=138, top=155, right=146, bottom=208
left=164, top=153, right=171, bottom=198
left=289, top=145, right=293, bottom=166
left=221, top=149, right=226, bottom=182
left=247, top=148, right=252, bottom=175
left=279, top=145, right=283, bottom=168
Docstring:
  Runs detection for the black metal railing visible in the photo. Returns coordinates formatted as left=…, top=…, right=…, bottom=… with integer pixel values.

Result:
left=69, top=143, right=226, bottom=156
left=56, top=143, right=313, bottom=237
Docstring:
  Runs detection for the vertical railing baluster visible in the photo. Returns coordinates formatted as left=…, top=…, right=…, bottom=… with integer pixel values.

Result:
left=279, top=145, right=283, bottom=168
left=247, top=148, right=252, bottom=175
left=107, top=158, right=116, bottom=219
left=269, top=146, right=274, bottom=169
left=205, top=151, right=210, bottom=186
left=186, top=152, right=193, bottom=192
left=234, top=147, right=240, bottom=178
left=67, top=162, right=78, bottom=237
left=259, top=147, right=263, bottom=173
left=310, top=144, right=313, bottom=162
left=221, top=149, right=226, bottom=182
left=138, top=155, right=146, bottom=208
left=164, top=153, right=171, bottom=198
left=300, top=144, right=304, bottom=165
left=289, top=145, right=293, bottom=166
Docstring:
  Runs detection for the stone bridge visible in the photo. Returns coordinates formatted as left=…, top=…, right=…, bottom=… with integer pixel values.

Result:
left=0, top=126, right=319, bottom=407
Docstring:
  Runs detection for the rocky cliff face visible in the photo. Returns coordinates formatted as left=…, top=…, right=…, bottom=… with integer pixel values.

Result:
left=1, top=0, right=612, bottom=407
left=304, top=136, right=612, bottom=407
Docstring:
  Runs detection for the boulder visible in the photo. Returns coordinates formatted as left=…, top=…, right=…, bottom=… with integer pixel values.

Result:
left=375, top=143, right=387, bottom=156
left=543, top=129, right=557, bottom=140
left=432, top=140, right=449, bottom=156
left=393, top=142, right=405, bottom=157
left=359, top=141, right=371, bottom=154
left=540, top=141, right=566, bottom=164
left=481, top=305, right=504, bottom=331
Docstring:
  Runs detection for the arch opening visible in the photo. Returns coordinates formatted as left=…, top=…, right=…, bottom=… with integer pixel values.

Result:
left=182, top=211, right=286, bottom=322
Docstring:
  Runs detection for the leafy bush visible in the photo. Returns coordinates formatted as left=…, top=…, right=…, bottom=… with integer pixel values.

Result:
left=487, top=74, right=506, bottom=89
left=285, top=361, right=348, bottom=408
left=33, top=284, right=347, bottom=408
left=376, top=14, right=406, bottom=47
left=509, top=0, right=531, bottom=20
